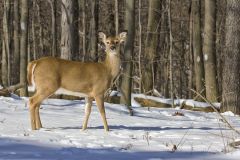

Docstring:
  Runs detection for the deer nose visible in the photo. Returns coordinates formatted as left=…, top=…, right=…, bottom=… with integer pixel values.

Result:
left=110, top=46, right=116, bottom=50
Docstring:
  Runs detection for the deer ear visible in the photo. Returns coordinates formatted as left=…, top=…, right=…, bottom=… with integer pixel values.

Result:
left=119, top=31, right=127, bottom=43
left=98, top=32, right=106, bottom=42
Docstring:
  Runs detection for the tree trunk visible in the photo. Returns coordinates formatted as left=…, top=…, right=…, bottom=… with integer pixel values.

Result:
left=188, top=2, right=193, bottom=98
left=13, top=0, right=20, bottom=85
left=120, top=0, right=135, bottom=115
left=20, top=0, right=29, bottom=96
left=115, top=0, right=119, bottom=35
left=47, top=0, right=57, bottom=57
left=192, top=0, right=205, bottom=99
left=60, top=0, right=79, bottom=60
left=168, top=0, right=174, bottom=107
left=36, top=1, right=43, bottom=58
left=2, top=0, right=10, bottom=87
left=203, top=0, right=218, bottom=102
left=138, top=0, right=142, bottom=92
left=141, top=0, right=161, bottom=94
left=32, top=0, right=37, bottom=60
left=80, top=0, right=86, bottom=61
left=221, top=0, right=240, bottom=114
left=87, top=0, right=98, bottom=61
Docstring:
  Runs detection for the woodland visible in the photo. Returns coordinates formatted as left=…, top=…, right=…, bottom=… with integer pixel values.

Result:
left=0, top=0, right=240, bottom=114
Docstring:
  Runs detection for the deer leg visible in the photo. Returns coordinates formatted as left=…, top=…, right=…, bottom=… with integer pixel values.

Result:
left=82, top=97, right=93, bottom=131
left=29, top=97, right=37, bottom=130
left=95, top=95, right=109, bottom=131
left=35, top=104, right=42, bottom=129
left=29, top=90, right=56, bottom=130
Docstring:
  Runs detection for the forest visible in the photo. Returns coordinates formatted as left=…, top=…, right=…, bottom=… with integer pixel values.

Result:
left=0, top=0, right=239, bottom=115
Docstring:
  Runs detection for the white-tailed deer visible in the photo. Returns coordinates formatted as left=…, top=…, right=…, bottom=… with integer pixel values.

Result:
left=27, top=31, right=127, bottom=131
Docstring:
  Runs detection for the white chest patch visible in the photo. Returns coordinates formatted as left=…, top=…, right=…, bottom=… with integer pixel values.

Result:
left=55, top=88, right=88, bottom=97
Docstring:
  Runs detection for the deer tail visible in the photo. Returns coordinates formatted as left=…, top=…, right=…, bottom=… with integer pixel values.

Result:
left=27, top=61, right=37, bottom=86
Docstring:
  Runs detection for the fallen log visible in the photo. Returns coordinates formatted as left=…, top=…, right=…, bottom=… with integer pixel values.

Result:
left=134, top=97, right=172, bottom=108
left=180, top=100, right=220, bottom=112
left=134, top=97, right=219, bottom=113
left=0, top=83, right=25, bottom=97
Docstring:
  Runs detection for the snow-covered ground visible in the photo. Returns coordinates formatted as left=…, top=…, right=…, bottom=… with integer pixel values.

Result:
left=0, top=95, right=240, bottom=160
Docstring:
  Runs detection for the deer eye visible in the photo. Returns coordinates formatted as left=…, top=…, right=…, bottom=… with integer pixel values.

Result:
left=115, top=41, right=119, bottom=44
left=106, top=41, right=110, bottom=44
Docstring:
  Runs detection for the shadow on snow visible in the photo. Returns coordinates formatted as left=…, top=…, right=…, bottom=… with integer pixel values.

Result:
left=0, top=137, right=220, bottom=160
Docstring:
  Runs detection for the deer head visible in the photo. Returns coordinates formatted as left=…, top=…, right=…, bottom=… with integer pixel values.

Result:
left=98, top=31, right=127, bottom=55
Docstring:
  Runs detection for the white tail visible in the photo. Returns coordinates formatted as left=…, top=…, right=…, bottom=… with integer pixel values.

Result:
left=27, top=31, right=127, bottom=131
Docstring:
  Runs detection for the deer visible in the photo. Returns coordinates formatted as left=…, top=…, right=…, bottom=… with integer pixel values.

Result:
left=27, top=31, right=127, bottom=132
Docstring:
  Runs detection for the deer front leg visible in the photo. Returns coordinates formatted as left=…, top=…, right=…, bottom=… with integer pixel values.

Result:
left=82, top=97, right=93, bottom=131
left=95, top=95, right=109, bottom=132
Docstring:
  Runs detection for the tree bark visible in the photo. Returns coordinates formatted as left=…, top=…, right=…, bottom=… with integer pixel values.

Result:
left=168, top=0, right=174, bottom=107
left=20, top=0, right=29, bottom=96
left=36, top=1, right=43, bottom=58
left=142, top=0, right=161, bottom=94
left=203, top=0, right=218, bottom=102
left=47, top=0, right=57, bottom=57
left=115, top=0, right=119, bottom=35
left=2, top=0, right=10, bottom=87
left=188, top=1, right=193, bottom=98
left=80, top=0, right=86, bottom=61
left=192, top=0, right=205, bottom=99
left=87, top=0, right=98, bottom=61
left=138, top=0, right=142, bottom=92
left=221, top=0, right=240, bottom=114
left=60, top=0, right=79, bottom=60
left=13, top=0, right=20, bottom=84
left=120, top=0, right=135, bottom=115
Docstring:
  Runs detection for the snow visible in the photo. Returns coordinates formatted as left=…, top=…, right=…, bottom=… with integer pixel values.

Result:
left=0, top=95, right=240, bottom=160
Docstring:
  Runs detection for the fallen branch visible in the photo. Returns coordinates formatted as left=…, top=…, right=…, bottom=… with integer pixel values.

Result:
left=0, top=83, right=25, bottom=97
left=191, top=89, right=240, bottom=135
left=135, top=97, right=218, bottom=112
left=134, top=97, right=172, bottom=108
left=229, top=140, right=240, bottom=148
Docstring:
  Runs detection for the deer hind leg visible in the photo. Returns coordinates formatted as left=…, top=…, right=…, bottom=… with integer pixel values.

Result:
left=35, top=103, right=42, bottom=129
left=29, top=89, right=56, bottom=130
left=82, top=97, right=93, bottom=131
left=95, top=95, right=109, bottom=132
left=29, top=96, right=38, bottom=130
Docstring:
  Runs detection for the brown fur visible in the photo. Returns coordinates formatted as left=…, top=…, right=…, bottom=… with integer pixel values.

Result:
left=27, top=32, right=127, bottom=131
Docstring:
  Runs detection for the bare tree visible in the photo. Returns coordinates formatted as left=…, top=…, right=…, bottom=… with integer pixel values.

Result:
left=36, top=1, right=43, bottom=58
left=138, top=0, right=142, bottom=92
left=79, top=0, right=86, bottom=61
left=192, top=0, right=205, bottom=99
left=12, top=0, right=20, bottom=85
left=168, top=0, right=174, bottom=107
left=142, top=0, right=161, bottom=94
left=115, top=0, right=119, bottom=35
left=20, top=0, right=29, bottom=96
left=203, top=0, right=218, bottom=102
left=120, top=0, right=135, bottom=115
left=221, top=0, right=240, bottom=114
left=47, top=0, right=57, bottom=57
left=87, top=0, right=98, bottom=61
left=1, top=0, right=10, bottom=87
left=60, top=0, right=79, bottom=60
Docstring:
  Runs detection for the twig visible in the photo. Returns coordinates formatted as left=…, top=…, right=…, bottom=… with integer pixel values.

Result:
left=191, top=89, right=240, bottom=135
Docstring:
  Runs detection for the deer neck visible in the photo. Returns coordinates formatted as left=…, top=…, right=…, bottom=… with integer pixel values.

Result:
left=104, top=50, right=121, bottom=79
